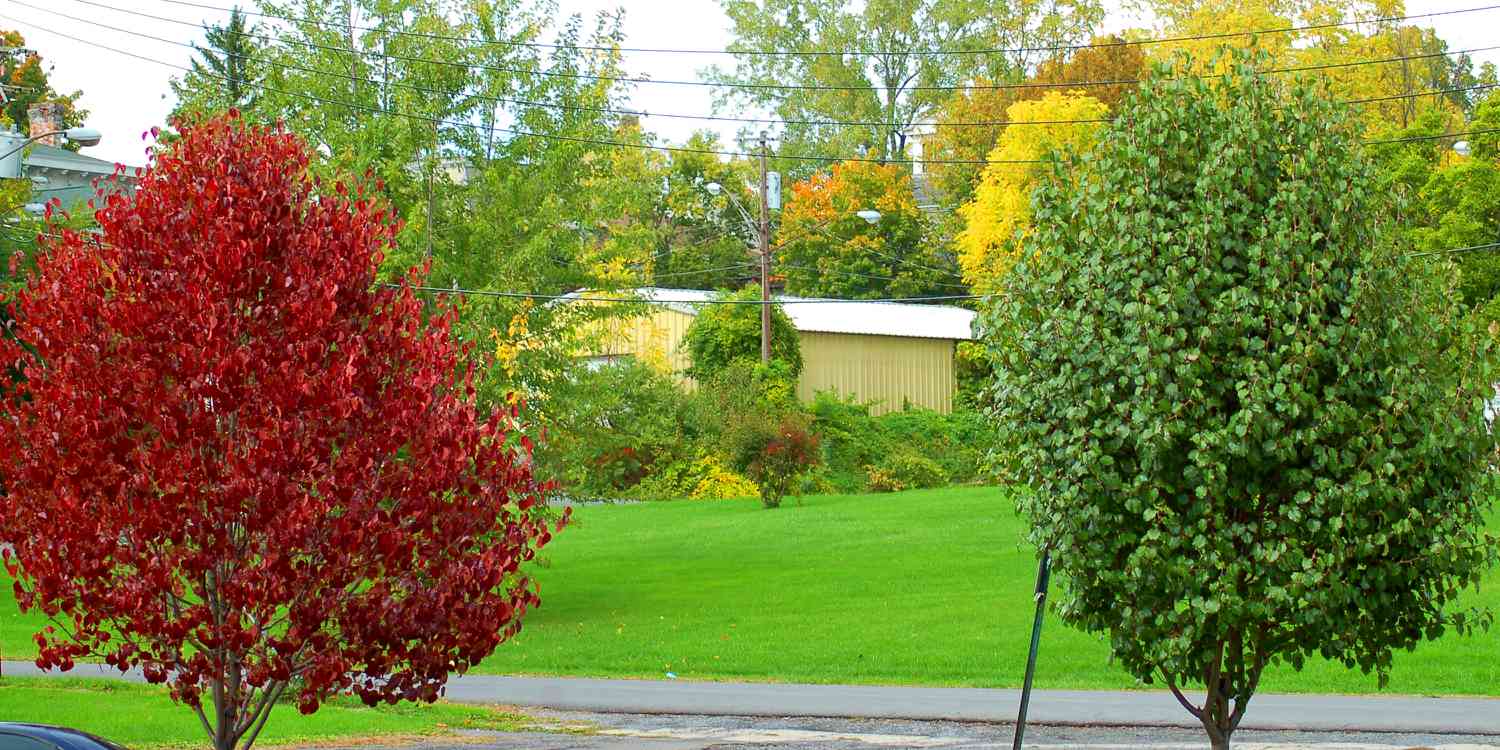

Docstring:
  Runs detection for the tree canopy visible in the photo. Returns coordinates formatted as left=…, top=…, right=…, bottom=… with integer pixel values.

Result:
left=778, top=160, right=961, bottom=299
left=0, top=112, right=564, bottom=750
left=984, top=56, right=1499, bottom=749
left=707, top=0, right=1103, bottom=167
left=683, top=286, right=803, bottom=382
left=955, top=92, right=1108, bottom=293
left=0, top=29, right=87, bottom=143
left=170, top=7, right=264, bottom=120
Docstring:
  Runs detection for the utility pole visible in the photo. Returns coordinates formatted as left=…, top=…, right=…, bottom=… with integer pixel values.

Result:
left=758, top=131, right=771, bottom=365
left=346, top=0, right=358, bottom=98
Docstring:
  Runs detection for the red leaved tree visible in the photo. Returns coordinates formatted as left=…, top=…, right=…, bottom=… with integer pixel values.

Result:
left=0, top=113, right=564, bottom=750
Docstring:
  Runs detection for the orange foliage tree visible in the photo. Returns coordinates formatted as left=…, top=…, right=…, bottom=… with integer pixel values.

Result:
left=923, top=36, right=1145, bottom=207
left=777, top=161, right=962, bottom=300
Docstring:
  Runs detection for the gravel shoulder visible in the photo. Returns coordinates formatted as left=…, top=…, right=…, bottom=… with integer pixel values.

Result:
left=313, top=709, right=1500, bottom=750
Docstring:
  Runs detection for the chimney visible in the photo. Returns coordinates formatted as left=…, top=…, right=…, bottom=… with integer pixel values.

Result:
left=27, top=102, right=63, bottom=147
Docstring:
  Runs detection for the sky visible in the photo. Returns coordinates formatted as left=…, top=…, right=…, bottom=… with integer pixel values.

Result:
left=4, top=0, right=1499, bottom=167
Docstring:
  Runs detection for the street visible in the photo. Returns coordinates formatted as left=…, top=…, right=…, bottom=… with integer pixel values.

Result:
left=317, top=709, right=1500, bottom=749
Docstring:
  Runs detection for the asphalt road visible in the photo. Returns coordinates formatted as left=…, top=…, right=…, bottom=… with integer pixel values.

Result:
left=6, top=661, right=1497, bottom=736
left=435, top=675, right=1500, bottom=734
left=315, top=710, right=1500, bottom=749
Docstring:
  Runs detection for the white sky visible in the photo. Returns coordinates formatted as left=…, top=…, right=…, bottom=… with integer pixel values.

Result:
left=4, top=0, right=1498, bottom=167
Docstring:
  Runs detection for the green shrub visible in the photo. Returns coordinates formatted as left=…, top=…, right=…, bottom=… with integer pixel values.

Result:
left=807, top=391, right=887, bottom=490
left=681, top=286, right=802, bottom=382
left=809, top=391, right=993, bottom=490
left=865, top=450, right=949, bottom=493
left=702, top=363, right=820, bottom=508
left=878, top=407, right=991, bottom=483
left=540, top=359, right=703, bottom=496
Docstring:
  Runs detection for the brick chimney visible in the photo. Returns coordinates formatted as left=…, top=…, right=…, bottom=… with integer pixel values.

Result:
left=26, top=102, right=63, bottom=147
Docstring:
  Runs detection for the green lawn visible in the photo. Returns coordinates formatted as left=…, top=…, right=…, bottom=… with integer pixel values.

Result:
left=4, top=487, right=1498, bottom=696
left=476, top=487, right=1500, bottom=695
left=0, top=677, right=530, bottom=749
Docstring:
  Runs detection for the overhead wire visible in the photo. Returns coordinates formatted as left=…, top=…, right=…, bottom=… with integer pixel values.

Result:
left=9, top=12, right=1497, bottom=168
left=1365, top=127, right=1500, bottom=144
left=25, top=0, right=1500, bottom=94
left=43, top=0, right=1500, bottom=131
left=775, top=262, right=970, bottom=289
left=390, top=241, right=1500, bottom=306
left=392, top=284, right=990, bottom=305
left=142, top=0, right=1500, bottom=59
left=0, top=13, right=1024, bottom=165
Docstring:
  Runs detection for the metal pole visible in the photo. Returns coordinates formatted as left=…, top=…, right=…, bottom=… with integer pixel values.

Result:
left=1013, top=550, right=1051, bottom=750
left=758, top=131, right=771, bottom=365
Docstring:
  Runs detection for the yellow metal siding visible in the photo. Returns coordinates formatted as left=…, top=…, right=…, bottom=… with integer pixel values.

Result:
left=796, top=332, right=957, bottom=415
left=585, top=310, right=959, bottom=413
left=586, top=307, right=697, bottom=380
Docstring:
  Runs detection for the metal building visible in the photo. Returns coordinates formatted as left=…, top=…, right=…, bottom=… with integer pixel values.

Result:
left=579, top=288, right=976, bottom=415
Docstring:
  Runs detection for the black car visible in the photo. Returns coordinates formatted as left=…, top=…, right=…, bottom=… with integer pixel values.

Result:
left=0, top=725, right=127, bottom=750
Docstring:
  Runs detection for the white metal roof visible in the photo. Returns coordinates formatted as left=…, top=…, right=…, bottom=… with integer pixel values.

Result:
left=23, top=143, right=139, bottom=176
left=621, top=287, right=975, bottom=341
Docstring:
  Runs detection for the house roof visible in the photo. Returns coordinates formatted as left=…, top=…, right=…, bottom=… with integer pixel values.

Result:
left=22, top=143, right=135, bottom=176
left=608, top=287, right=976, bottom=341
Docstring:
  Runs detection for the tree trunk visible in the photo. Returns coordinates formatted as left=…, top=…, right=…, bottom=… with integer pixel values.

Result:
left=1199, top=668, right=1238, bottom=750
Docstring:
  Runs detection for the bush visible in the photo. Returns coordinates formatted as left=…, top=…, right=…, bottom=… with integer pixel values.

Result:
left=807, top=391, right=993, bottom=491
left=865, top=450, right=949, bottom=493
left=703, top=362, right=820, bottom=508
left=876, top=407, right=989, bottom=483
left=628, top=452, right=759, bottom=501
left=731, top=414, right=821, bottom=509
left=807, top=391, right=887, bottom=491
left=541, top=359, right=704, bottom=496
left=682, top=286, right=802, bottom=382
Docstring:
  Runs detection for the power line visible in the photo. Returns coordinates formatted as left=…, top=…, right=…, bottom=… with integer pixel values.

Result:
left=45, top=0, right=1500, bottom=131
left=0, top=15, right=1010, bottom=166
left=393, top=284, right=988, bottom=305
left=776, top=262, right=970, bottom=290
left=394, top=242, right=1500, bottom=307
left=1364, top=127, right=1500, bottom=145
left=1406, top=241, right=1500, bottom=257
left=28, top=0, right=1500, bottom=95
left=15, top=13, right=1498, bottom=168
left=8, top=13, right=1496, bottom=170
left=142, top=0, right=1500, bottom=59
left=643, top=263, right=753, bottom=281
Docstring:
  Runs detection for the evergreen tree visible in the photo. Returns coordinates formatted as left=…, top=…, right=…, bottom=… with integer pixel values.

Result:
left=170, top=7, right=262, bottom=119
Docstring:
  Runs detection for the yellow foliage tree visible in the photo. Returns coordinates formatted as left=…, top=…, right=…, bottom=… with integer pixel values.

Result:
left=925, top=35, right=1146, bottom=209
left=955, top=92, right=1108, bottom=292
left=1140, top=0, right=1469, bottom=131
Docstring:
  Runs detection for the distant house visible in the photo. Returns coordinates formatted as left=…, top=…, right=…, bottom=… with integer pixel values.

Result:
left=578, top=287, right=976, bottom=415
left=20, top=142, right=137, bottom=212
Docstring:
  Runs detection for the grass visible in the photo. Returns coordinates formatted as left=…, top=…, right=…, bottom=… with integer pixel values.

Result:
left=474, top=487, right=1500, bottom=695
left=4, top=487, right=1498, bottom=696
left=0, top=677, right=532, bottom=749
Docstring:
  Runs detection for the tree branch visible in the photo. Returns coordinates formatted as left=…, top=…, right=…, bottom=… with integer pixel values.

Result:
left=1164, top=674, right=1204, bottom=721
left=192, top=699, right=216, bottom=741
left=238, top=680, right=287, bottom=750
left=233, top=678, right=286, bottom=749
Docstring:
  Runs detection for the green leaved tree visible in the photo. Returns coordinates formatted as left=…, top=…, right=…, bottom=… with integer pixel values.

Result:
left=0, top=30, right=87, bottom=145
left=984, top=54, right=1499, bottom=750
left=170, top=7, right=263, bottom=120
left=706, top=0, right=1103, bottom=168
